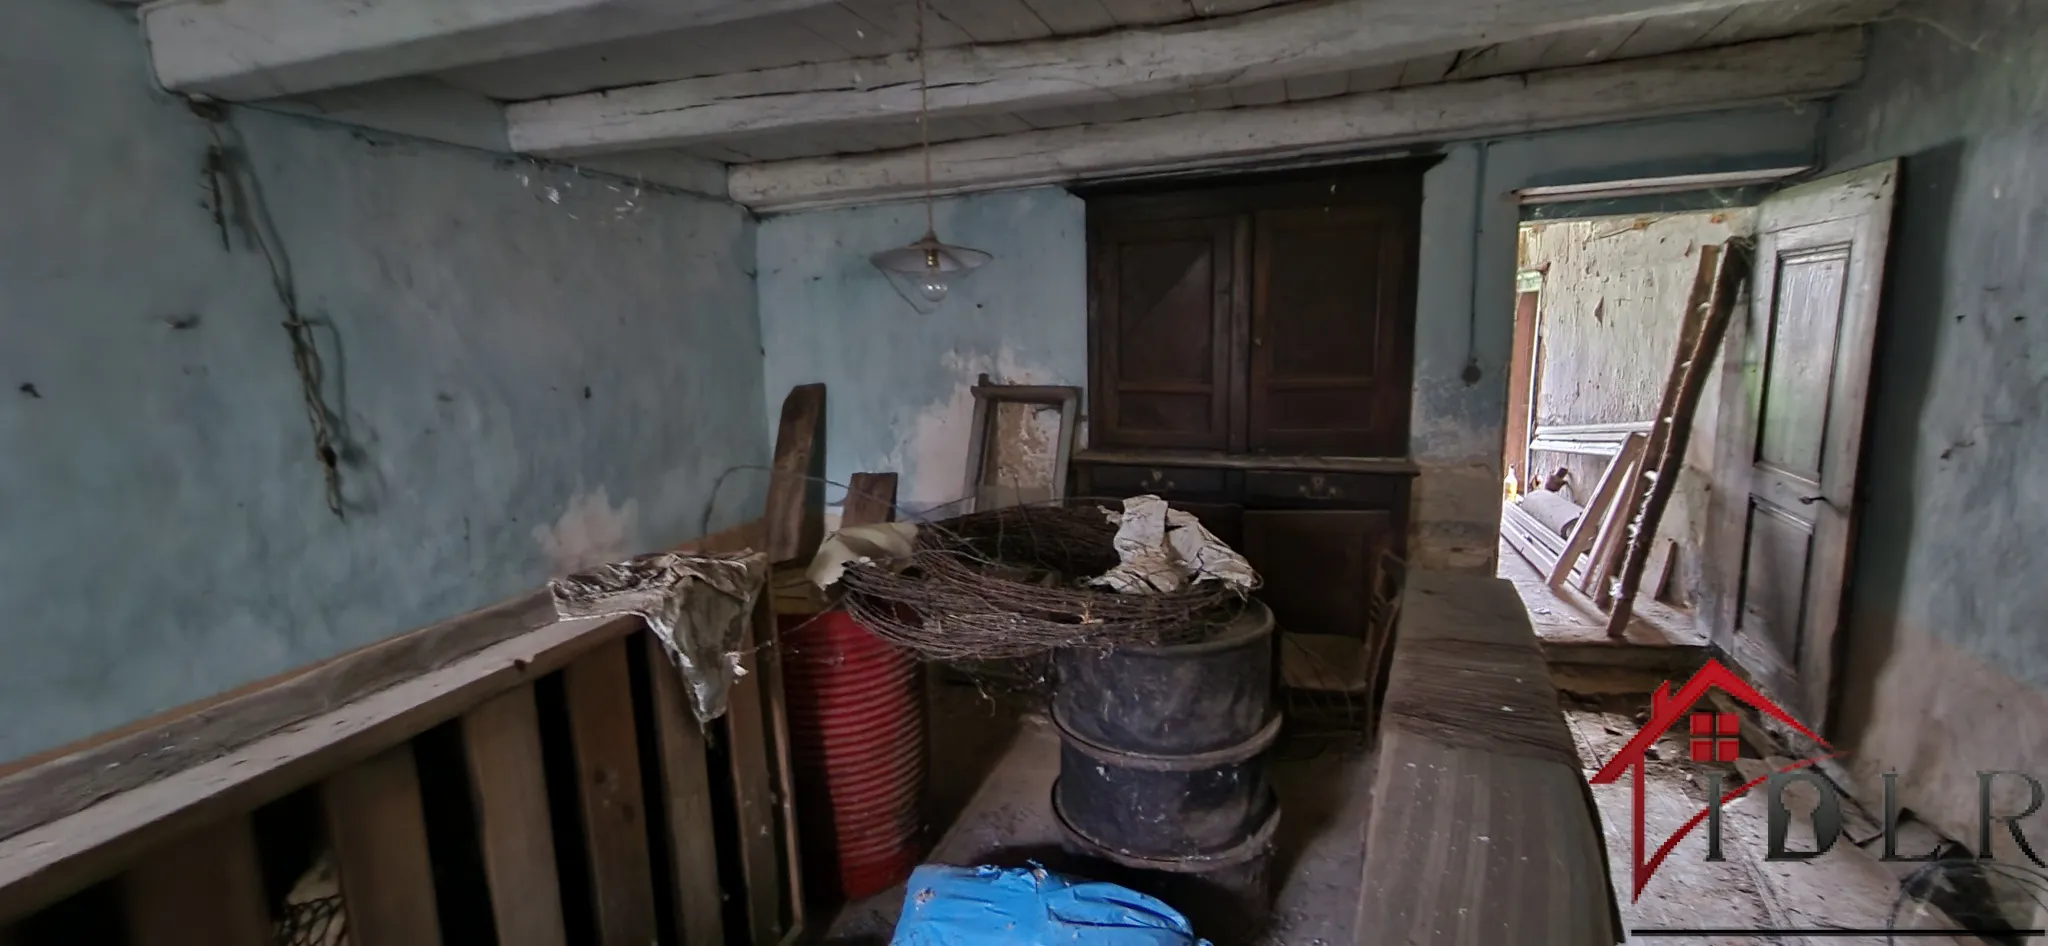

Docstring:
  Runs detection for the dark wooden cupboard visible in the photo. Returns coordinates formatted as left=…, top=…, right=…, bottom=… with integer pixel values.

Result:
left=1074, top=161, right=1431, bottom=639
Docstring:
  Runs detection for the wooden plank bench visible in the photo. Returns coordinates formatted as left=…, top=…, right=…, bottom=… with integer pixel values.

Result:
left=1354, top=569, right=1623, bottom=945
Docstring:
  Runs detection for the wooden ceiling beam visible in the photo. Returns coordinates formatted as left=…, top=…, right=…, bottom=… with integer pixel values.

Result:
left=141, top=0, right=836, bottom=101
left=507, top=0, right=1801, bottom=158
left=725, top=30, right=1864, bottom=212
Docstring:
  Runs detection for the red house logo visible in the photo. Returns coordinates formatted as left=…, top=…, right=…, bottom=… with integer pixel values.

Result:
left=1588, top=658, right=1835, bottom=901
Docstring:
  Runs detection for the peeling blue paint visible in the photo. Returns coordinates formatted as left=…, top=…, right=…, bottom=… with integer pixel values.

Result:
left=0, top=0, right=766, bottom=761
left=758, top=189, right=1087, bottom=515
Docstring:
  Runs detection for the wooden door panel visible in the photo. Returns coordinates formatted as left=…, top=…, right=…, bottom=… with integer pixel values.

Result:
left=1737, top=501, right=1815, bottom=677
left=1091, top=216, right=1239, bottom=449
left=1242, top=510, right=1391, bottom=639
left=1248, top=207, right=1414, bottom=455
left=1714, top=161, right=1896, bottom=729
left=1756, top=244, right=1852, bottom=479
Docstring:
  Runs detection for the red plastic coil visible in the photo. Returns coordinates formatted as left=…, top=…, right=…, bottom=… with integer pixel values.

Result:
left=780, top=610, right=928, bottom=901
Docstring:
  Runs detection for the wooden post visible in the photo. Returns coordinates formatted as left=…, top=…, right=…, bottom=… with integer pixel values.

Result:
left=765, top=384, right=827, bottom=566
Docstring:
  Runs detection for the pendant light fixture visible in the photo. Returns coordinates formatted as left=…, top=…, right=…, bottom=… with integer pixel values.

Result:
left=870, top=0, right=990, bottom=307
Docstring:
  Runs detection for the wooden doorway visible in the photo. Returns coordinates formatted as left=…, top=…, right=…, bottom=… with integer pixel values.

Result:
left=1710, top=161, right=1898, bottom=730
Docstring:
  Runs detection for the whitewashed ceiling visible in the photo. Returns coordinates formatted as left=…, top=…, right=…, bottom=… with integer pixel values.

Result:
left=139, top=0, right=1897, bottom=208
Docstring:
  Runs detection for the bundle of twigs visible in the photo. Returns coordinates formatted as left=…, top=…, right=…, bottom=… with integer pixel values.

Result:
left=836, top=500, right=1248, bottom=661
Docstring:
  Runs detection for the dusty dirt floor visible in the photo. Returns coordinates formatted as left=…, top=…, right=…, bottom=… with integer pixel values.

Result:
left=825, top=691, right=1374, bottom=946
left=1500, top=539, right=1972, bottom=942
left=1565, top=706, right=1974, bottom=944
left=826, top=583, right=1967, bottom=945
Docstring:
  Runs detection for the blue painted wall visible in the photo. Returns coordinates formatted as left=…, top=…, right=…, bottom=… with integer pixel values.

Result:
left=0, top=0, right=767, bottom=761
left=1816, top=0, right=2048, bottom=851
left=753, top=111, right=1823, bottom=564
left=757, top=189, right=1087, bottom=516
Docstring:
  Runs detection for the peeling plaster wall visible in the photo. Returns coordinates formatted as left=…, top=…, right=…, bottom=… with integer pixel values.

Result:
left=0, top=0, right=766, bottom=762
left=756, top=189, right=1088, bottom=519
left=1410, top=107, right=1823, bottom=570
left=1818, top=0, right=2048, bottom=855
left=1516, top=210, right=1756, bottom=602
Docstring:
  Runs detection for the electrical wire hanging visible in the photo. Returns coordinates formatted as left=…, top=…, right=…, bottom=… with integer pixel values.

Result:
left=193, top=101, right=349, bottom=519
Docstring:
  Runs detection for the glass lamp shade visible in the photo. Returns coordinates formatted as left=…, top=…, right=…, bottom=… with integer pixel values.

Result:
left=870, top=231, right=992, bottom=304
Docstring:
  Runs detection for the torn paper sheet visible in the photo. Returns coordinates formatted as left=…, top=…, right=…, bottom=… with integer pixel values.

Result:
left=1086, top=495, right=1259, bottom=594
left=806, top=521, right=919, bottom=589
left=550, top=550, right=767, bottom=724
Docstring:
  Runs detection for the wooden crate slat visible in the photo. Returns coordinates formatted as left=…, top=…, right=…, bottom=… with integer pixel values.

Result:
left=0, top=520, right=764, bottom=926
left=725, top=595, right=789, bottom=946
left=324, top=747, right=444, bottom=946
left=563, top=639, right=661, bottom=946
left=121, top=817, right=272, bottom=946
left=642, top=633, right=728, bottom=946
left=460, top=686, right=568, bottom=946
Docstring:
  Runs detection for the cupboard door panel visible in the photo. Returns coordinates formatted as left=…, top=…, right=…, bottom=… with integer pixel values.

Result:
left=1248, top=207, right=1415, bottom=455
left=1090, top=216, right=1240, bottom=449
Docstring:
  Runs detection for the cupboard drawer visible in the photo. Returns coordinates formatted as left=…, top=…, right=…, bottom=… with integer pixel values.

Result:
left=1242, top=470, right=1405, bottom=506
left=1082, top=464, right=1229, bottom=497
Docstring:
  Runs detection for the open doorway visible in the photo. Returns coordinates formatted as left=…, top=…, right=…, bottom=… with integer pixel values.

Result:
left=1496, top=206, right=1756, bottom=652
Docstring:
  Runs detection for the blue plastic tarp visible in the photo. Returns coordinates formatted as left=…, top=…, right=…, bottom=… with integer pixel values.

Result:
left=889, top=865, right=1207, bottom=946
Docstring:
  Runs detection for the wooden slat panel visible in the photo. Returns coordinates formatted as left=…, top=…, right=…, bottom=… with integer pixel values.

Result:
left=752, top=387, right=816, bottom=946
left=460, top=687, right=568, bottom=946
left=726, top=596, right=789, bottom=946
left=643, top=634, right=727, bottom=946
left=563, top=639, right=660, bottom=946
left=324, top=748, right=443, bottom=946
left=121, top=818, right=271, bottom=946
left=0, top=520, right=763, bottom=926
left=0, top=592, right=557, bottom=840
